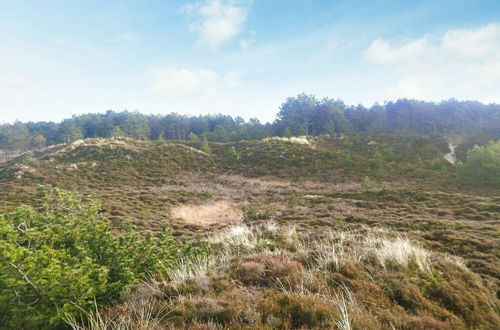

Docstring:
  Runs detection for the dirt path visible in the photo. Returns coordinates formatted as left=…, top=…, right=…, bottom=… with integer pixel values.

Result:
left=444, top=142, right=457, bottom=165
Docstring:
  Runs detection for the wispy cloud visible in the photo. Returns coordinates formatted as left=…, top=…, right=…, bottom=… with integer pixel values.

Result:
left=152, top=68, right=217, bottom=95
left=365, top=38, right=429, bottom=63
left=240, top=30, right=256, bottom=50
left=182, top=0, right=251, bottom=52
left=151, top=67, right=243, bottom=101
left=365, top=23, right=500, bottom=101
left=116, top=31, right=143, bottom=42
left=310, top=37, right=339, bottom=61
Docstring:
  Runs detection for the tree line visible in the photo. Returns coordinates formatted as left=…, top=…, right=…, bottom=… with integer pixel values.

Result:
left=1, top=94, right=499, bottom=153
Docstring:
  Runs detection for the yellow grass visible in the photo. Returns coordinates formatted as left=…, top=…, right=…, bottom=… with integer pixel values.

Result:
left=170, top=201, right=242, bottom=226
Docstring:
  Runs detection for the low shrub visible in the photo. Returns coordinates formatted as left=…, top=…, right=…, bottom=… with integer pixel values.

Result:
left=225, top=146, right=238, bottom=159
left=323, top=150, right=335, bottom=160
left=231, top=254, right=305, bottom=287
left=261, top=292, right=335, bottom=329
left=0, top=186, right=209, bottom=329
left=242, top=204, right=277, bottom=221
left=362, top=176, right=375, bottom=190
left=17, top=151, right=40, bottom=166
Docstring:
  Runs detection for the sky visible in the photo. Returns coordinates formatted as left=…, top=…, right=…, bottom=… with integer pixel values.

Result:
left=1, top=0, right=500, bottom=124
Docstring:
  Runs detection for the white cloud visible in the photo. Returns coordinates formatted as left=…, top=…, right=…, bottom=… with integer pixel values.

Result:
left=151, top=67, right=243, bottom=102
left=365, top=23, right=500, bottom=101
left=442, top=23, right=500, bottom=59
left=222, top=70, right=243, bottom=87
left=388, top=71, right=445, bottom=100
left=116, top=31, right=143, bottom=42
left=152, top=68, right=218, bottom=95
left=182, top=0, right=251, bottom=52
left=365, top=38, right=429, bottom=63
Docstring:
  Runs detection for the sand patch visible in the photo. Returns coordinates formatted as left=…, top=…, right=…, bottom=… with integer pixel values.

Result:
left=263, top=136, right=312, bottom=145
left=171, top=201, right=242, bottom=226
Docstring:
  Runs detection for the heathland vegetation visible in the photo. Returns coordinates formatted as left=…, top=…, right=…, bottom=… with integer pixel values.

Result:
left=0, top=96, right=499, bottom=329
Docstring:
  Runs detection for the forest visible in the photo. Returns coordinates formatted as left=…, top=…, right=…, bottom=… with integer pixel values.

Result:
left=1, top=94, right=499, bottom=153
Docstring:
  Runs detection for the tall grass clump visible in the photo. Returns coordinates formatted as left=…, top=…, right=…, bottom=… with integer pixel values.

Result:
left=365, top=234, right=432, bottom=274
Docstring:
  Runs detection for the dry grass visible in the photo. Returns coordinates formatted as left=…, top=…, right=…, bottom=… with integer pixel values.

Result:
left=170, top=201, right=242, bottom=226
left=64, top=298, right=168, bottom=330
left=65, top=222, right=499, bottom=330
left=162, top=256, right=216, bottom=285
left=365, top=234, right=433, bottom=274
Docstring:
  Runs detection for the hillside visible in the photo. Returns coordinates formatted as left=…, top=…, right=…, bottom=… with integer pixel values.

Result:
left=0, top=135, right=499, bottom=329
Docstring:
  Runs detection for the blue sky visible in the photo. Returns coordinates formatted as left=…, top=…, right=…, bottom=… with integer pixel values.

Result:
left=1, top=0, right=500, bottom=123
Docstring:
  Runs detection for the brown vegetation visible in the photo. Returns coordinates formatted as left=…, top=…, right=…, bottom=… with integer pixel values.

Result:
left=0, top=135, right=498, bottom=329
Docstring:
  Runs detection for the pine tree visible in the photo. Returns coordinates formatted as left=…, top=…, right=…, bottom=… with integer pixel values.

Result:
left=201, top=137, right=212, bottom=154
left=189, top=132, right=200, bottom=142
left=226, top=146, right=237, bottom=159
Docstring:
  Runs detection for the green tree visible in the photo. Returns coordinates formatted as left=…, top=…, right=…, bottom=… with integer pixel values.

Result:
left=30, top=134, right=47, bottom=149
left=201, top=137, right=212, bottom=154
left=156, top=133, right=166, bottom=144
left=458, top=141, right=500, bottom=188
left=189, top=132, right=200, bottom=142
left=60, top=121, right=84, bottom=143
left=110, top=126, right=125, bottom=137
left=278, top=93, right=317, bottom=135
left=122, top=113, right=151, bottom=140
left=0, top=122, right=31, bottom=150
left=226, top=146, right=238, bottom=159
left=370, top=150, right=384, bottom=169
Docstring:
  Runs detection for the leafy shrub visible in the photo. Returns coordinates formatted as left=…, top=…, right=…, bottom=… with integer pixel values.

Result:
left=458, top=140, right=500, bottom=188
left=243, top=204, right=277, bottom=221
left=342, top=151, right=352, bottom=167
left=369, top=151, right=384, bottom=169
left=323, top=150, right=335, bottom=160
left=201, top=138, right=212, bottom=154
left=199, top=190, right=214, bottom=199
left=426, top=158, right=445, bottom=171
left=383, top=149, right=397, bottom=162
left=340, top=137, right=352, bottom=148
left=362, top=176, right=375, bottom=190
left=189, top=132, right=200, bottom=142
left=0, top=186, right=209, bottom=329
left=225, top=146, right=238, bottom=159
left=18, top=151, right=40, bottom=166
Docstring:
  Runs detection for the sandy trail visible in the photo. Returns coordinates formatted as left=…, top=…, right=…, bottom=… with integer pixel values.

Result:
left=444, top=142, right=457, bottom=165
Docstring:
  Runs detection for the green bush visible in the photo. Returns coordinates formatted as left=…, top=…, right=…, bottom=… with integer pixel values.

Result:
left=369, top=151, right=384, bottom=169
left=342, top=151, right=352, bottom=167
left=458, top=140, right=500, bottom=188
left=18, top=151, right=40, bottom=166
left=225, top=146, right=238, bottom=159
left=243, top=204, right=277, bottom=221
left=323, top=150, right=335, bottom=160
left=340, top=137, right=352, bottom=148
left=189, top=132, right=200, bottom=142
left=362, top=176, right=375, bottom=190
left=0, top=186, right=209, bottom=329
left=425, top=158, right=445, bottom=171
left=201, top=138, right=212, bottom=154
